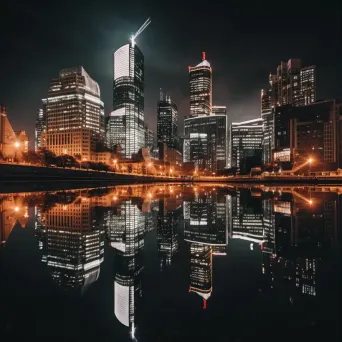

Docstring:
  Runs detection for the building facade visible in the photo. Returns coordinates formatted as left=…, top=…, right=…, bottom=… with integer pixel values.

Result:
left=35, top=100, right=47, bottom=151
left=111, top=43, right=145, bottom=159
left=189, top=52, right=212, bottom=117
left=184, top=114, right=227, bottom=172
left=157, top=92, right=179, bottom=149
left=0, top=104, right=29, bottom=160
left=40, top=66, right=104, bottom=160
left=228, top=118, right=263, bottom=174
left=144, top=125, right=154, bottom=150
left=261, top=89, right=274, bottom=164
left=266, top=59, right=316, bottom=108
left=274, top=100, right=338, bottom=168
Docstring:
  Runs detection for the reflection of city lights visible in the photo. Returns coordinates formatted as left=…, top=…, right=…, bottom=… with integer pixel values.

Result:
left=14, top=206, right=19, bottom=212
left=113, top=195, right=118, bottom=201
left=309, top=199, right=313, bottom=205
left=14, top=141, right=20, bottom=148
left=148, top=193, right=152, bottom=198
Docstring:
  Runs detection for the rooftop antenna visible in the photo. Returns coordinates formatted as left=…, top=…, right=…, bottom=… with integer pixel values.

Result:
left=202, top=51, right=206, bottom=61
left=160, top=88, right=163, bottom=101
left=130, top=17, right=151, bottom=47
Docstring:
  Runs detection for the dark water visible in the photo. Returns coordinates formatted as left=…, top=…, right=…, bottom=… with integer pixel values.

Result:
left=0, top=184, right=341, bottom=341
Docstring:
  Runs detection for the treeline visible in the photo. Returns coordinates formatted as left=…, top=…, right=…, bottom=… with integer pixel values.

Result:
left=21, top=149, right=111, bottom=172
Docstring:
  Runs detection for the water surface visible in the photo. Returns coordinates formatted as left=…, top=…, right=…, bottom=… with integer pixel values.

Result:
left=0, top=184, right=340, bottom=341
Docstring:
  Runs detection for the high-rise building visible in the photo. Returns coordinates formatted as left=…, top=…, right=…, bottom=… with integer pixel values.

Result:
left=273, top=100, right=338, bottom=168
left=111, top=42, right=145, bottom=159
left=40, top=66, right=104, bottom=160
left=265, top=59, right=316, bottom=108
left=228, top=118, right=263, bottom=174
left=144, top=125, right=154, bottom=150
left=261, top=89, right=274, bottom=164
left=261, top=60, right=316, bottom=163
left=157, top=91, right=179, bottom=149
left=300, top=66, right=316, bottom=106
left=184, top=114, right=227, bottom=172
left=35, top=100, right=46, bottom=151
left=189, top=52, right=212, bottom=117
left=212, top=105, right=227, bottom=116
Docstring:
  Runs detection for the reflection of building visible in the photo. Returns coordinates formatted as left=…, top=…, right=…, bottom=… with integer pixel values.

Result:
left=262, top=190, right=339, bottom=304
left=0, top=195, right=29, bottom=246
left=184, top=190, right=228, bottom=307
left=230, top=190, right=265, bottom=244
left=0, top=104, right=29, bottom=160
left=228, top=118, right=263, bottom=174
left=189, top=52, right=212, bottom=117
left=157, top=92, right=179, bottom=150
left=184, top=114, right=227, bottom=172
left=189, top=243, right=212, bottom=308
left=110, top=42, right=145, bottom=159
left=157, top=199, right=180, bottom=270
left=106, top=200, right=145, bottom=338
left=37, top=196, right=105, bottom=291
left=40, top=66, right=105, bottom=160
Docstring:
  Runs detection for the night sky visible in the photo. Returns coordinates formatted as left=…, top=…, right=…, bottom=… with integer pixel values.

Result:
left=1, top=0, right=341, bottom=149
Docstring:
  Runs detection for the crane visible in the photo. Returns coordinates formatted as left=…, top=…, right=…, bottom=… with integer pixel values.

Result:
left=130, top=17, right=151, bottom=47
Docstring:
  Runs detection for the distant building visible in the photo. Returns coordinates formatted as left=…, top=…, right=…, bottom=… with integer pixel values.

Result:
left=35, top=100, right=46, bottom=151
left=111, top=42, right=145, bottom=159
left=189, top=52, right=212, bottom=117
left=273, top=100, right=338, bottom=169
left=228, top=118, right=263, bottom=174
left=144, top=125, right=154, bottom=150
left=157, top=91, right=179, bottom=149
left=0, top=104, right=29, bottom=160
left=261, top=89, right=274, bottom=164
left=212, top=105, right=227, bottom=116
left=184, top=114, right=227, bottom=172
left=40, top=66, right=104, bottom=160
left=265, top=59, right=316, bottom=108
left=106, top=113, right=125, bottom=153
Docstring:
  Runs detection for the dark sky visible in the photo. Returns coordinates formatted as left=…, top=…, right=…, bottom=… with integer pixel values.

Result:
left=1, top=0, right=341, bottom=148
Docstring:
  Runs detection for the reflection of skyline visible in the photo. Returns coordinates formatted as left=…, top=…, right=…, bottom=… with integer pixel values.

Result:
left=105, top=199, right=145, bottom=339
left=0, top=184, right=340, bottom=336
left=35, top=194, right=106, bottom=292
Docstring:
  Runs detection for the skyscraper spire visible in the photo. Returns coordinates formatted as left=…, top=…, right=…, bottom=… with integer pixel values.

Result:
left=160, top=88, right=163, bottom=101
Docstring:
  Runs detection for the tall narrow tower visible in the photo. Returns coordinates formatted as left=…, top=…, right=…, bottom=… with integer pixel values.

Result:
left=188, top=52, right=212, bottom=117
left=109, top=18, right=151, bottom=159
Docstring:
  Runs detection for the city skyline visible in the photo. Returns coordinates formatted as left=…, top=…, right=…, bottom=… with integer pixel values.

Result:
left=1, top=1, right=341, bottom=149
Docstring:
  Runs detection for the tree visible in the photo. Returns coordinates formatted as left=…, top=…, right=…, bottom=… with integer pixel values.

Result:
left=22, top=151, right=44, bottom=165
left=38, top=149, right=57, bottom=166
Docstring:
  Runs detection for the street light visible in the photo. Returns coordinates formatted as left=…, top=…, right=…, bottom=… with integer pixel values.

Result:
left=13, top=141, right=20, bottom=162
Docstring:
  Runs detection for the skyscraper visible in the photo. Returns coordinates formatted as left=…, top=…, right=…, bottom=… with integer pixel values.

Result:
left=265, top=59, right=316, bottom=108
left=40, top=66, right=104, bottom=160
left=189, top=52, right=212, bottom=117
left=157, top=90, right=179, bottom=149
left=184, top=114, right=227, bottom=172
left=144, top=125, right=154, bottom=150
left=111, top=42, right=145, bottom=159
left=261, top=89, right=274, bottom=164
left=228, top=118, right=263, bottom=174
left=35, top=100, right=46, bottom=151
